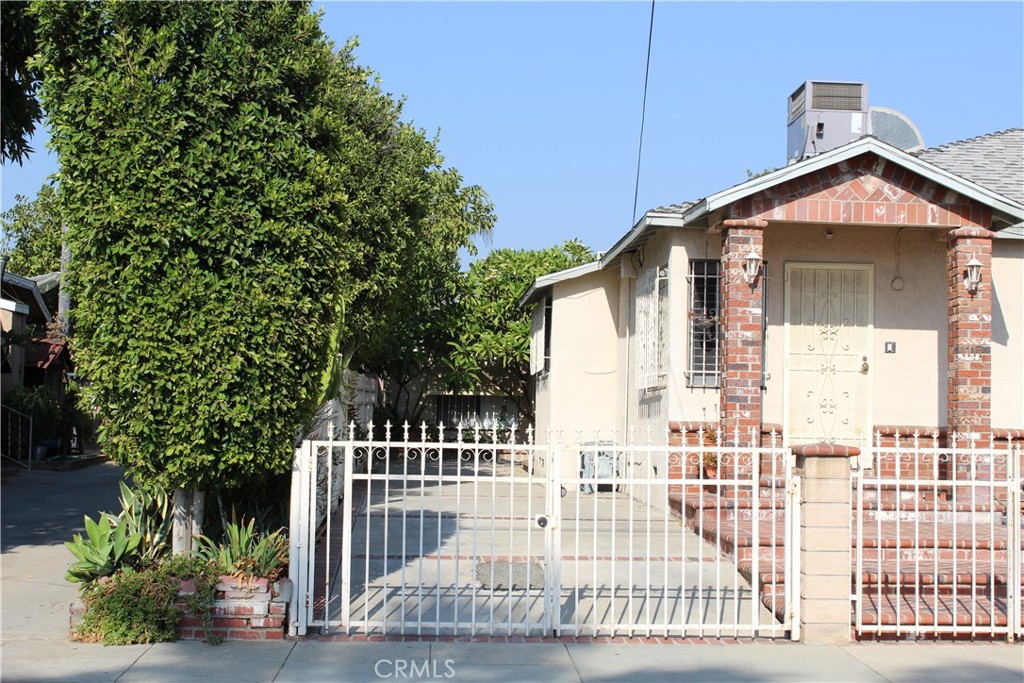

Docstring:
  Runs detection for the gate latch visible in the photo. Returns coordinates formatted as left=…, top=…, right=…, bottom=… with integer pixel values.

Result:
left=536, top=514, right=557, bottom=529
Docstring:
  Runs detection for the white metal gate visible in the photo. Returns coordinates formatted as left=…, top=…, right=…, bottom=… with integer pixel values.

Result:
left=289, top=424, right=800, bottom=639
left=853, top=434, right=1023, bottom=640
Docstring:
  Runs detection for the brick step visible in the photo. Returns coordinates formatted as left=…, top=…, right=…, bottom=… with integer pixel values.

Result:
left=687, top=521, right=788, bottom=563
left=857, top=487, right=953, bottom=504
left=859, top=509, right=1003, bottom=524
left=857, top=497, right=1000, bottom=513
left=857, top=522, right=1013, bottom=550
left=684, top=491, right=786, bottom=518
left=856, top=564, right=1020, bottom=587
left=856, top=591, right=1023, bottom=628
left=736, top=559, right=787, bottom=585
left=858, top=548, right=1015, bottom=566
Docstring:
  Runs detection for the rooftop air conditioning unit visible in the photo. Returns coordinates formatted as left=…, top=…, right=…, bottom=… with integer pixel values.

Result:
left=786, top=80, right=925, bottom=164
left=787, top=81, right=868, bottom=164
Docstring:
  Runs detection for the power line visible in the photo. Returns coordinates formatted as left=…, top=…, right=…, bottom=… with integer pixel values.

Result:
left=631, top=0, right=656, bottom=226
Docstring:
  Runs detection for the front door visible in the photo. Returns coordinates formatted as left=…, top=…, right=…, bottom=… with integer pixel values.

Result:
left=785, top=264, right=873, bottom=444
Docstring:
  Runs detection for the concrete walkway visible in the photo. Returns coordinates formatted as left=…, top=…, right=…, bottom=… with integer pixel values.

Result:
left=2, top=639, right=1021, bottom=682
left=2, top=464, right=1022, bottom=683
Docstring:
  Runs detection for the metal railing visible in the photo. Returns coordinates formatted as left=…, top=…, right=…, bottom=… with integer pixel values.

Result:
left=853, top=432, right=1022, bottom=640
left=1, top=405, right=33, bottom=469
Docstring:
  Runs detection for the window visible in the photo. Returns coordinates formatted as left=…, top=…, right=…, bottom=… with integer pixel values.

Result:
left=686, top=260, right=768, bottom=388
left=687, top=260, right=720, bottom=387
left=637, top=265, right=669, bottom=390
left=544, top=296, right=552, bottom=373
left=530, top=295, right=553, bottom=375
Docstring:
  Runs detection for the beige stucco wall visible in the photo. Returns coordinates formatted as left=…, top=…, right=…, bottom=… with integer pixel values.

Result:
left=991, top=238, right=1024, bottom=429
left=540, top=268, right=622, bottom=442
left=763, top=223, right=949, bottom=433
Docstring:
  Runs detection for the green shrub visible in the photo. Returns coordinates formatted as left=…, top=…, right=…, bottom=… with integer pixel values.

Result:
left=195, top=517, right=288, bottom=580
left=74, top=557, right=221, bottom=645
left=65, top=513, right=141, bottom=584
left=76, top=566, right=180, bottom=644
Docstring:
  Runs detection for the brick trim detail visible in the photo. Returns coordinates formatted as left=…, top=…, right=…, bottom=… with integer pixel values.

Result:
left=719, top=220, right=765, bottom=446
left=730, top=153, right=991, bottom=228
left=946, top=229, right=993, bottom=439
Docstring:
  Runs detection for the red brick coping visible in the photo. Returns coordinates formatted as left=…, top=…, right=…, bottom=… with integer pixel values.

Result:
left=790, top=442, right=860, bottom=458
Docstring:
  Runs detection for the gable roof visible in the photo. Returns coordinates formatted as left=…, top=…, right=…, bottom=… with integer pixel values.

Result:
left=678, top=135, right=1023, bottom=230
left=914, top=128, right=1023, bottom=205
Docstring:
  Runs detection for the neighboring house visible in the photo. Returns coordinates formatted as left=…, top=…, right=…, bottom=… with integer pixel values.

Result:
left=1, top=271, right=53, bottom=395
left=522, top=92, right=1022, bottom=477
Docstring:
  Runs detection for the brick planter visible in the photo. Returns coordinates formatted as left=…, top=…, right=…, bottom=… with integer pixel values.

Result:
left=176, top=576, right=291, bottom=641
left=70, top=576, right=291, bottom=643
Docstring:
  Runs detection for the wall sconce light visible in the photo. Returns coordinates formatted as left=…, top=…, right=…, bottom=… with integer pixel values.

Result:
left=743, top=250, right=762, bottom=286
left=964, top=256, right=982, bottom=294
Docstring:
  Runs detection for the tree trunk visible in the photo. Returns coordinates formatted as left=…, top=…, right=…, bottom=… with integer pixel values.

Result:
left=172, top=488, right=205, bottom=555
left=58, top=225, right=71, bottom=337
left=189, top=489, right=205, bottom=554
left=172, top=488, right=191, bottom=555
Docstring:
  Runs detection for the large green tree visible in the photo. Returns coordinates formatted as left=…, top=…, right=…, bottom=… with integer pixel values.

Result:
left=1, top=183, right=62, bottom=276
left=34, top=0, right=492, bottom=503
left=1, top=0, right=42, bottom=165
left=446, top=240, right=594, bottom=423
left=35, top=1, right=347, bottom=489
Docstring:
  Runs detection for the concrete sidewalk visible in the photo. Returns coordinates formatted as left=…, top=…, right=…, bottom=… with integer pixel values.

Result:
left=2, top=465, right=1022, bottom=683
left=1, top=639, right=1021, bottom=682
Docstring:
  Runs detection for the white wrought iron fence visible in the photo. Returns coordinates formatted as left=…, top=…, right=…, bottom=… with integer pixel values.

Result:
left=853, top=432, right=1023, bottom=640
left=288, top=423, right=800, bottom=640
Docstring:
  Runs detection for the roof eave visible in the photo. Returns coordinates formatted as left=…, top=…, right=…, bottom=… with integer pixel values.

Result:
left=1, top=272, right=52, bottom=323
left=598, top=212, right=687, bottom=270
left=518, top=261, right=602, bottom=309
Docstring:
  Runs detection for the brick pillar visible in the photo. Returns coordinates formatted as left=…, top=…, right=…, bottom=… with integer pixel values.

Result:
left=795, top=443, right=857, bottom=644
left=946, top=227, right=994, bottom=441
left=719, top=218, right=766, bottom=447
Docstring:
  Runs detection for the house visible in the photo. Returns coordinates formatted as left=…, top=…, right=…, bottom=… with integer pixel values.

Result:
left=522, top=88, right=1023, bottom=478
left=1, top=270, right=53, bottom=395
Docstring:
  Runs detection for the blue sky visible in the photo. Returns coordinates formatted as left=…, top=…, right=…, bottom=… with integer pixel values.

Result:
left=3, top=1, right=1022, bottom=258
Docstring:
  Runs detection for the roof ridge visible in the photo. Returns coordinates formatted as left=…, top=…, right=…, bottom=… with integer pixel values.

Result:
left=916, top=127, right=1024, bottom=155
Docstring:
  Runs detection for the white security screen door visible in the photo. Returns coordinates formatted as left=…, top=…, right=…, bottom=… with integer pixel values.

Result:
left=785, top=264, right=873, bottom=444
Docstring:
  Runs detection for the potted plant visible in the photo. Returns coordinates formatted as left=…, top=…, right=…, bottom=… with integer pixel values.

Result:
left=701, top=426, right=719, bottom=479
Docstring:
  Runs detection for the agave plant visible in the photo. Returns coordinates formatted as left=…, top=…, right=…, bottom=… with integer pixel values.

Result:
left=113, top=481, right=171, bottom=562
left=65, top=513, right=142, bottom=583
left=194, top=517, right=288, bottom=580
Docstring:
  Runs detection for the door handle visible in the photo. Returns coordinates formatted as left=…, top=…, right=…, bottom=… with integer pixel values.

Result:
left=861, top=356, right=869, bottom=373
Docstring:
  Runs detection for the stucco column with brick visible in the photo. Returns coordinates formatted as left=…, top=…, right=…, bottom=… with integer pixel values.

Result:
left=794, top=442, right=857, bottom=644
left=719, top=218, right=766, bottom=447
left=946, top=227, right=994, bottom=442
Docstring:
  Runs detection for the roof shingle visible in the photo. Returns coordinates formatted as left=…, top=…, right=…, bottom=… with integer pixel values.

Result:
left=914, top=128, right=1023, bottom=204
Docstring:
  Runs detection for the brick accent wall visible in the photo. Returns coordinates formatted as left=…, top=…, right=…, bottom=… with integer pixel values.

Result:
left=730, top=153, right=991, bottom=228
left=946, top=227, right=994, bottom=440
left=719, top=219, right=766, bottom=447
left=178, top=576, right=290, bottom=641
